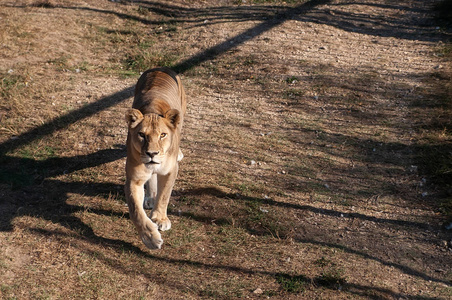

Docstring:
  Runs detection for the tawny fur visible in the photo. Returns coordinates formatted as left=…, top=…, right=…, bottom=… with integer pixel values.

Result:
left=125, top=67, right=186, bottom=249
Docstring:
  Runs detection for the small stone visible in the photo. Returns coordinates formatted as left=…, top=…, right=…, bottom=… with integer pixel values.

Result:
left=253, top=288, right=263, bottom=294
left=250, top=160, right=256, bottom=166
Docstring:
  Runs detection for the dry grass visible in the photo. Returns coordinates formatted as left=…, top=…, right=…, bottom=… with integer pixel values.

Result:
left=1, top=0, right=451, bottom=299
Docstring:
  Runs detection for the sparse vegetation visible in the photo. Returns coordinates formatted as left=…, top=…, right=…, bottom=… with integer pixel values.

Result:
left=0, top=0, right=451, bottom=299
left=276, top=273, right=308, bottom=293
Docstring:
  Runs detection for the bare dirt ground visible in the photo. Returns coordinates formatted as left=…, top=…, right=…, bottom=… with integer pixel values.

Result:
left=0, top=0, right=451, bottom=299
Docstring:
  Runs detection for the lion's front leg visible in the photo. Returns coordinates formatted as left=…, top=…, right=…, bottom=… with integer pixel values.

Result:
left=125, top=179, right=163, bottom=249
left=151, top=165, right=178, bottom=231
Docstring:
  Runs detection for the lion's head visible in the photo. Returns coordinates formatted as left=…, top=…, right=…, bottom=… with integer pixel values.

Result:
left=126, top=108, right=180, bottom=170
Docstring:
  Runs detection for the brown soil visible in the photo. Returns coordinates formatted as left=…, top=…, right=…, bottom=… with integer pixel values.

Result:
left=0, top=0, right=451, bottom=299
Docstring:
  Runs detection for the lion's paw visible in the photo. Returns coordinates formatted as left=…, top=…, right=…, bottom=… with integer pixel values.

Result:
left=140, top=232, right=163, bottom=249
left=139, top=220, right=163, bottom=249
left=151, top=211, right=172, bottom=231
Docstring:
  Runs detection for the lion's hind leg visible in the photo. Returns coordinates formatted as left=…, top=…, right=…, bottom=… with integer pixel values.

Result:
left=144, top=173, right=157, bottom=210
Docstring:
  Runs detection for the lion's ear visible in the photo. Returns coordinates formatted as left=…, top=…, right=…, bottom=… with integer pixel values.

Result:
left=165, top=109, right=180, bottom=128
left=125, top=108, right=144, bottom=129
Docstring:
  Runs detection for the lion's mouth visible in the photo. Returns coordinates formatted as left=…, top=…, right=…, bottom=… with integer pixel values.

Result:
left=142, top=157, right=161, bottom=165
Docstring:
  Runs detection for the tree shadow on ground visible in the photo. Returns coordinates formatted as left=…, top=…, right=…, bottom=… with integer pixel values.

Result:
left=100, top=0, right=443, bottom=41
left=0, top=0, right=450, bottom=298
left=297, top=0, right=442, bottom=41
left=0, top=0, right=328, bottom=156
left=27, top=224, right=443, bottom=300
left=179, top=186, right=451, bottom=286
left=0, top=0, right=329, bottom=232
left=7, top=0, right=442, bottom=51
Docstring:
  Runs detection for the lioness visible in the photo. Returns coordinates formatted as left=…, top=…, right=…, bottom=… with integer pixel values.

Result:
left=125, top=67, right=186, bottom=249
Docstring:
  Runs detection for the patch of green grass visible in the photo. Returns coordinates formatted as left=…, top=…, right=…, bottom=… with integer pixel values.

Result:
left=244, top=200, right=287, bottom=238
left=122, top=51, right=179, bottom=74
left=166, top=218, right=201, bottom=249
left=314, top=256, right=331, bottom=268
left=283, top=88, right=305, bottom=100
left=96, top=27, right=136, bottom=44
left=199, top=278, right=246, bottom=298
left=47, top=55, right=71, bottom=71
left=231, top=182, right=291, bottom=238
left=237, top=183, right=251, bottom=195
left=155, top=22, right=178, bottom=35
left=440, top=286, right=452, bottom=297
left=214, top=225, right=248, bottom=255
left=317, top=267, right=347, bottom=287
left=94, top=24, right=181, bottom=76
left=242, top=55, right=258, bottom=66
left=1, top=73, right=26, bottom=99
left=285, top=76, right=299, bottom=84
left=275, top=273, right=308, bottom=293
left=1, top=284, right=17, bottom=299
left=18, top=145, right=57, bottom=161
left=74, top=61, right=93, bottom=72
left=137, top=6, right=150, bottom=15
left=314, top=257, right=347, bottom=288
left=0, top=257, right=7, bottom=269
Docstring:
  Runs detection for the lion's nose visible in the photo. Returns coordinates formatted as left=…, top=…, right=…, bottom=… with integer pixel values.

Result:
left=146, top=151, right=159, bottom=158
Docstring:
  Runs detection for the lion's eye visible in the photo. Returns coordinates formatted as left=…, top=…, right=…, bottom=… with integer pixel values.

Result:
left=160, top=133, right=167, bottom=139
left=138, top=132, right=146, bottom=139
